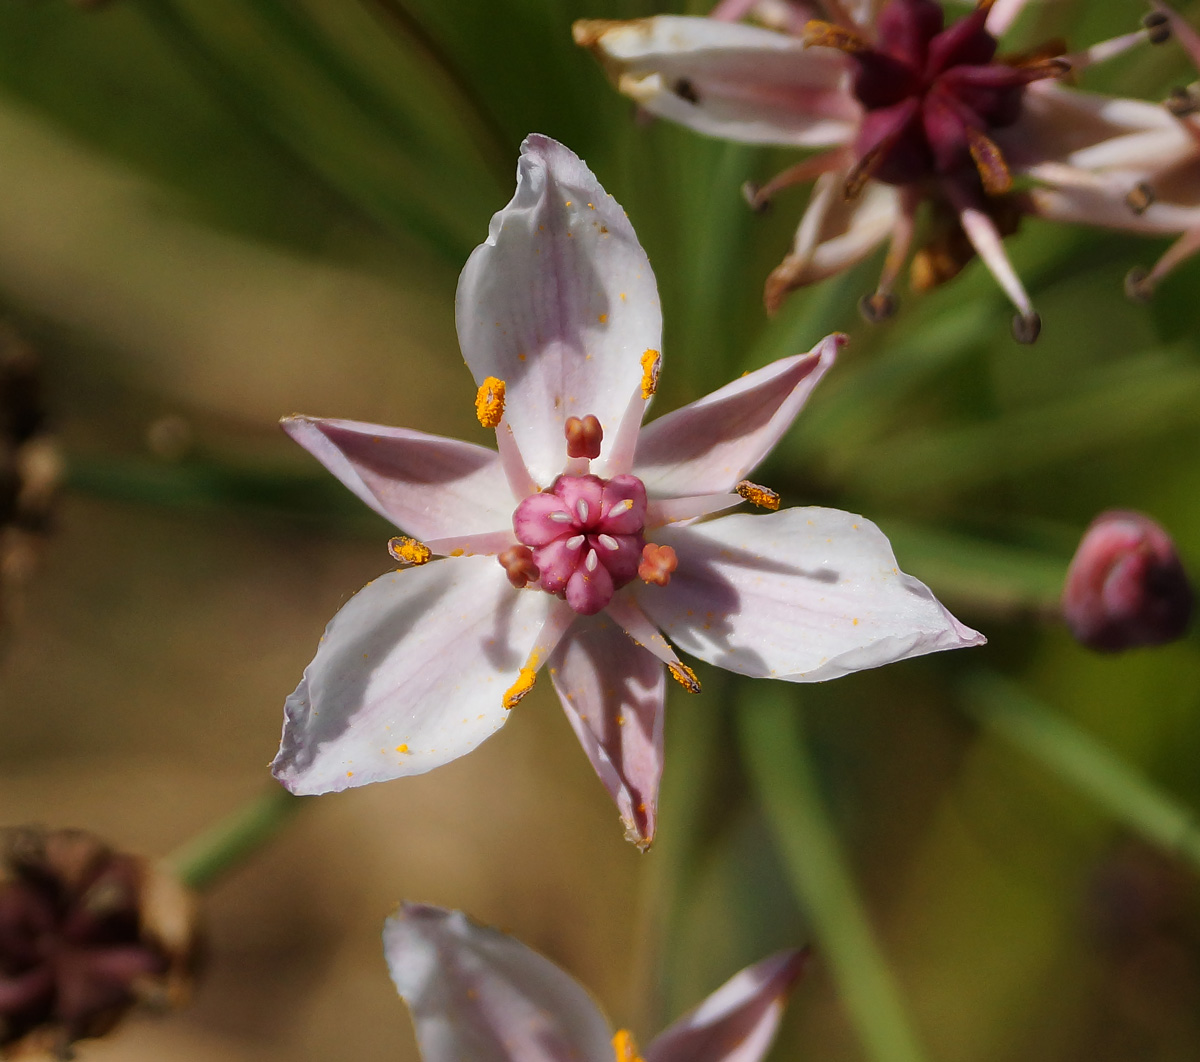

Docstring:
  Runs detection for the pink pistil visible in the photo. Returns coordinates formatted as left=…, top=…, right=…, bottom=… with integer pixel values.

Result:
left=511, top=472, right=648, bottom=615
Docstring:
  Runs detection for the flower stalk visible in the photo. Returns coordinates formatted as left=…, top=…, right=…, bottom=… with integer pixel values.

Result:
left=738, top=685, right=931, bottom=1062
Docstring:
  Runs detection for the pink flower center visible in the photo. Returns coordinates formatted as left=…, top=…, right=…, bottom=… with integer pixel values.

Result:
left=808, top=0, right=1066, bottom=195
left=510, top=472, right=648, bottom=615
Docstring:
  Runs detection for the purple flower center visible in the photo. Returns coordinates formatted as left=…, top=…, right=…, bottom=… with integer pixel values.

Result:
left=809, top=0, right=1066, bottom=195
left=511, top=472, right=648, bottom=615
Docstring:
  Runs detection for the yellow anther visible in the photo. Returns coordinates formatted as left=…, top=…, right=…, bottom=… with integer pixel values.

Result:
left=640, top=349, right=661, bottom=400
left=388, top=536, right=432, bottom=566
left=667, top=661, right=701, bottom=694
left=966, top=127, right=1012, bottom=196
left=503, top=653, right=540, bottom=709
left=475, top=376, right=507, bottom=428
left=612, top=1029, right=646, bottom=1062
left=736, top=480, right=781, bottom=511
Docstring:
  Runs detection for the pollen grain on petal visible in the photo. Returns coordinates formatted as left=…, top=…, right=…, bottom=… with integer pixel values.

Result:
left=736, top=480, right=782, bottom=511
left=667, top=661, right=702, bottom=694
left=640, top=348, right=661, bottom=399
left=474, top=376, right=507, bottom=428
left=388, top=536, right=433, bottom=567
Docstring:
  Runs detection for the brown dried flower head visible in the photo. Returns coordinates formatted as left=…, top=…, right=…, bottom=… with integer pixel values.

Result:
left=0, top=827, right=200, bottom=1060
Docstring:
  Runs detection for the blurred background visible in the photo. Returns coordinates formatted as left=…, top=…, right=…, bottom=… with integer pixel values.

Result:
left=1, top=0, right=1199, bottom=1059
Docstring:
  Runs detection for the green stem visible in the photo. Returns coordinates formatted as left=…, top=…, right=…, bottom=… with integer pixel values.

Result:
left=168, top=787, right=304, bottom=891
left=737, top=687, right=931, bottom=1062
left=961, top=671, right=1200, bottom=871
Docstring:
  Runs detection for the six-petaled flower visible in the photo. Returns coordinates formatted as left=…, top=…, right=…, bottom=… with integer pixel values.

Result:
left=271, top=134, right=982, bottom=848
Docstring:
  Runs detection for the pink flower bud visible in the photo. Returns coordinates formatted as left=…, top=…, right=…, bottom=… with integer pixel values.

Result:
left=1062, top=511, right=1193, bottom=652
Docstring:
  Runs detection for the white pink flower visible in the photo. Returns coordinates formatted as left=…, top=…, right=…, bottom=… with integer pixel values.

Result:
left=575, top=0, right=1171, bottom=339
left=271, top=135, right=982, bottom=847
left=385, top=902, right=806, bottom=1062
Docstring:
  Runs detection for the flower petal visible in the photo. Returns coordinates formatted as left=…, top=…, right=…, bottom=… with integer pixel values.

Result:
left=645, top=950, right=808, bottom=1062
left=456, top=135, right=660, bottom=486
left=635, top=508, right=984, bottom=682
left=633, top=334, right=842, bottom=498
left=283, top=416, right=513, bottom=542
left=548, top=614, right=665, bottom=850
left=272, top=557, right=555, bottom=795
left=574, top=17, right=859, bottom=147
left=384, top=903, right=613, bottom=1062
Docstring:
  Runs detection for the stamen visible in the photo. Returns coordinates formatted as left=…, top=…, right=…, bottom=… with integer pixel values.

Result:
left=577, top=499, right=590, bottom=522
left=388, top=536, right=432, bottom=566
left=474, top=376, right=506, bottom=428
left=1142, top=10, right=1172, bottom=46
left=608, top=498, right=634, bottom=518
left=598, top=534, right=620, bottom=551
left=498, top=545, right=540, bottom=589
left=566, top=535, right=585, bottom=550
left=1166, top=86, right=1199, bottom=118
left=735, top=480, right=782, bottom=510
left=859, top=291, right=897, bottom=322
left=1125, top=182, right=1155, bottom=216
left=502, top=656, right=539, bottom=710
left=612, top=1030, right=646, bottom=1062
left=966, top=128, right=1013, bottom=196
left=640, top=349, right=661, bottom=399
left=668, top=661, right=702, bottom=694
left=564, top=414, right=604, bottom=460
left=802, top=19, right=868, bottom=53
left=638, top=543, right=679, bottom=587
left=1011, top=312, right=1042, bottom=344
left=549, top=511, right=573, bottom=523
left=585, top=549, right=599, bottom=572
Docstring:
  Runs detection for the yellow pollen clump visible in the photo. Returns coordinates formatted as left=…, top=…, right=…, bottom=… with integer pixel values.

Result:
left=503, top=653, right=540, bottom=709
left=735, top=480, right=781, bottom=511
left=475, top=376, right=507, bottom=428
left=640, top=349, right=661, bottom=399
left=612, top=1030, right=646, bottom=1062
left=668, top=661, right=701, bottom=694
left=396, top=744, right=409, bottom=753
left=388, top=536, right=433, bottom=566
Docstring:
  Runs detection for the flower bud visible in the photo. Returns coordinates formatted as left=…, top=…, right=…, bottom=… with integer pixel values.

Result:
left=1062, top=511, right=1194, bottom=652
left=0, top=826, right=201, bottom=1059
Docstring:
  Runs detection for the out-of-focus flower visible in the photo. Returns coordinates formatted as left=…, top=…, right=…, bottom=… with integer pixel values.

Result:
left=575, top=1, right=1167, bottom=340
left=0, top=327, right=61, bottom=638
left=1027, top=3, right=1200, bottom=301
left=385, top=902, right=806, bottom=1062
left=1062, top=510, right=1193, bottom=653
left=0, top=827, right=200, bottom=1060
left=271, top=135, right=982, bottom=848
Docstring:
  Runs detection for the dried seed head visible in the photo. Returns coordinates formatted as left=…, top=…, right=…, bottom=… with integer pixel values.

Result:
left=0, top=827, right=201, bottom=1059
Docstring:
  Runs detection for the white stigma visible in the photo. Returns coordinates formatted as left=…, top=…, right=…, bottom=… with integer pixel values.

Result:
left=577, top=499, right=590, bottom=522
left=608, top=498, right=632, bottom=517
left=566, top=535, right=585, bottom=550
left=598, top=534, right=619, bottom=551
left=585, top=549, right=598, bottom=572
left=549, top=510, right=572, bottom=524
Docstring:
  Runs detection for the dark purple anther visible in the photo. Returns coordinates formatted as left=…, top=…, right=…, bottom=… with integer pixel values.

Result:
left=1062, top=510, right=1194, bottom=653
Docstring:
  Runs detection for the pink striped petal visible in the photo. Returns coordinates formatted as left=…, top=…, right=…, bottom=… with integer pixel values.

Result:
left=456, top=136, right=660, bottom=486
left=283, top=417, right=514, bottom=541
left=548, top=614, right=665, bottom=849
left=384, top=904, right=613, bottom=1062
left=272, top=558, right=556, bottom=795
left=633, top=334, right=842, bottom=498
left=635, top=508, right=983, bottom=681
left=574, top=17, right=859, bottom=148
left=646, top=950, right=808, bottom=1062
